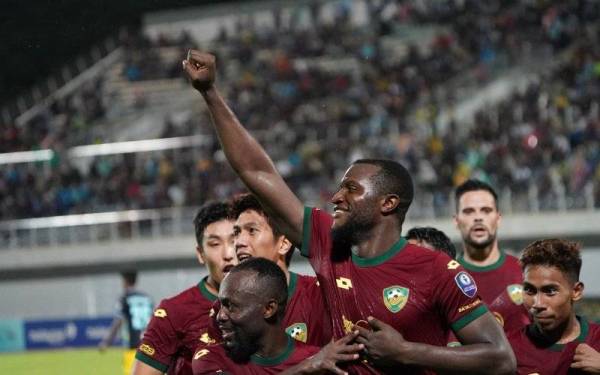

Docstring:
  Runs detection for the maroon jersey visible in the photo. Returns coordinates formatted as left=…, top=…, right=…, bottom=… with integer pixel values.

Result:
left=458, top=251, right=529, bottom=332
left=302, top=207, right=487, bottom=374
left=192, top=336, right=319, bottom=374
left=284, top=272, right=332, bottom=346
left=202, top=272, right=332, bottom=348
left=135, top=278, right=218, bottom=375
left=508, top=317, right=600, bottom=374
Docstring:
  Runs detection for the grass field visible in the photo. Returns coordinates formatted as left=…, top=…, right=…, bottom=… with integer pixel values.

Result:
left=0, top=348, right=122, bottom=375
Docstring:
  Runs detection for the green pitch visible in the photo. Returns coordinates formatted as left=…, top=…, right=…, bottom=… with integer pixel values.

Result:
left=0, top=348, right=122, bottom=375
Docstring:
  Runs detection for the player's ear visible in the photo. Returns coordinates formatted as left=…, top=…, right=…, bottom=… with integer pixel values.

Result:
left=263, top=298, right=279, bottom=320
left=276, top=236, right=292, bottom=257
left=381, top=194, right=400, bottom=215
left=572, top=281, right=584, bottom=302
left=196, top=246, right=206, bottom=265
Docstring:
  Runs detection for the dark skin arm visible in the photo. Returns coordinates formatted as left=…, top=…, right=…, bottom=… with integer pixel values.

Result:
left=280, top=331, right=363, bottom=375
left=182, top=51, right=304, bottom=246
left=355, top=313, right=516, bottom=374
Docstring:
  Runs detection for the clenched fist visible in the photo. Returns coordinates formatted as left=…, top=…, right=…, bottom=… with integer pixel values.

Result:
left=182, top=50, right=216, bottom=92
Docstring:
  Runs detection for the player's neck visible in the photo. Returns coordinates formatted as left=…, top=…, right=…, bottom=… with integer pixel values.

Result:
left=280, top=264, right=291, bottom=286
left=556, top=314, right=581, bottom=344
left=256, top=329, right=290, bottom=359
left=204, top=276, right=219, bottom=296
left=535, top=314, right=580, bottom=345
left=355, top=223, right=402, bottom=259
left=462, top=243, right=500, bottom=267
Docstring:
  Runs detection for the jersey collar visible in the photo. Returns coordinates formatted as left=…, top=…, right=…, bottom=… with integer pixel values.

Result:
left=548, top=316, right=590, bottom=352
left=351, top=237, right=407, bottom=267
left=458, top=250, right=506, bottom=272
left=198, top=277, right=218, bottom=302
left=527, top=315, right=589, bottom=352
left=287, top=272, right=298, bottom=302
left=250, top=335, right=295, bottom=366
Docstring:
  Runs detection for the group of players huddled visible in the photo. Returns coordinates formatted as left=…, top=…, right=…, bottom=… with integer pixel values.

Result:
left=125, top=51, right=600, bottom=374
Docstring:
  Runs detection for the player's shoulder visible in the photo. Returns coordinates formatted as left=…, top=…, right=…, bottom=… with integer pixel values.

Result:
left=294, top=273, right=318, bottom=287
left=192, top=343, right=234, bottom=372
left=585, top=318, right=600, bottom=343
left=503, top=252, right=521, bottom=268
left=397, top=242, right=460, bottom=273
left=159, top=283, right=213, bottom=310
left=307, top=207, right=333, bottom=224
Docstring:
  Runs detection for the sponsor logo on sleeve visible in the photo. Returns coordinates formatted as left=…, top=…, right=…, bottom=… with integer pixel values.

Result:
left=454, top=271, right=478, bottom=298
left=457, top=299, right=482, bottom=313
left=285, top=323, right=308, bottom=343
left=383, top=286, right=410, bottom=313
left=493, top=312, right=505, bottom=327
left=447, top=260, right=460, bottom=270
left=507, top=284, right=524, bottom=305
left=194, top=349, right=210, bottom=360
left=153, top=309, right=167, bottom=318
left=139, top=344, right=155, bottom=356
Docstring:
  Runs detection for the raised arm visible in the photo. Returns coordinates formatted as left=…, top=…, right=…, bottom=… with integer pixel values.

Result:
left=183, top=51, right=304, bottom=245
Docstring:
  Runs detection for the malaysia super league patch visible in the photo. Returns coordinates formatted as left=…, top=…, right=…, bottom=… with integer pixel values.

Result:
left=454, top=271, right=478, bottom=298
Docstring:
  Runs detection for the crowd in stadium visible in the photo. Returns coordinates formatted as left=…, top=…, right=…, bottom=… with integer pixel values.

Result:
left=1, top=0, right=599, bottom=220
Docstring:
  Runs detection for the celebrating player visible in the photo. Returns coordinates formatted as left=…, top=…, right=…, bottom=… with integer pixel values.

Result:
left=507, top=238, right=600, bottom=374
left=183, top=50, right=515, bottom=374
left=454, top=179, right=530, bottom=332
left=192, top=258, right=362, bottom=374
left=133, top=201, right=237, bottom=375
left=230, top=193, right=331, bottom=346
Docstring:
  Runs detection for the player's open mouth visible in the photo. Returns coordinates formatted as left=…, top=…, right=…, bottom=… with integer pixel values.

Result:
left=237, top=253, right=252, bottom=262
left=333, top=206, right=348, bottom=218
left=222, top=265, right=234, bottom=273
left=220, top=327, right=235, bottom=343
left=471, top=226, right=487, bottom=234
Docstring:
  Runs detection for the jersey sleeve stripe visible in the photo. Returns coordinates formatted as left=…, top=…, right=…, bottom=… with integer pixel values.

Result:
left=134, top=351, right=169, bottom=372
left=301, top=206, right=312, bottom=257
left=450, top=304, right=489, bottom=332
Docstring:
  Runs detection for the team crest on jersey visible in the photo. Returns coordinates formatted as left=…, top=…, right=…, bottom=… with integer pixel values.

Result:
left=383, top=286, right=409, bottom=313
left=507, top=284, right=524, bottom=305
left=286, top=323, right=308, bottom=343
left=454, top=271, right=477, bottom=298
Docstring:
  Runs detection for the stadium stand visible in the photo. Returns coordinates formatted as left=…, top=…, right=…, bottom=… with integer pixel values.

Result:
left=2, top=0, right=599, bottom=225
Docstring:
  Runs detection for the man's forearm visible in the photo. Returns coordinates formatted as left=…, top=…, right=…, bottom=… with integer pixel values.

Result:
left=394, top=341, right=514, bottom=375
left=201, top=86, right=278, bottom=180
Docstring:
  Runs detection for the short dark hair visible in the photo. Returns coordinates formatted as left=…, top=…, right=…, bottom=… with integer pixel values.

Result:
left=406, top=226, right=456, bottom=259
left=520, top=239, right=582, bottom=284
left=231, top=193, right=295, bottom=266
left=455, top=179, right=498, bottom=211
left=121, top=271, right=137, bottom=286
left=352, top=159, right=414, bottom=222
left=229, top=257, right=288, bottom=320
left=193, top=201, right=233, bottom=247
